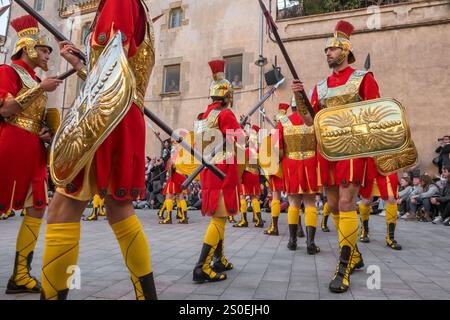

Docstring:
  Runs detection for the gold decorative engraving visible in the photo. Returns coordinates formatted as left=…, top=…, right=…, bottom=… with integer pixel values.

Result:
left=374, top=141, right=418, bottom=176
left=281, top=119, right=316, bottom=160
left=314, top=98, right=412, bottom=161
left=50, top=32, right=136, bottom=187
left=128, top=22, right=155, bottom=111
left=5, top=64, right=47, bottom=135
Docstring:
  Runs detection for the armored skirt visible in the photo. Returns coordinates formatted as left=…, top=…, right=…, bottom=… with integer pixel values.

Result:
left=240, top=171, right=261, bottom=196
left=162, top=171, right=186, bottom=195
left=359, top=158, right=398, bottom=200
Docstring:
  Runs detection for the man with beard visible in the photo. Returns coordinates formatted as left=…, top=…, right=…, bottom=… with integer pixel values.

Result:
left=292, top=20, right=379, bottom=293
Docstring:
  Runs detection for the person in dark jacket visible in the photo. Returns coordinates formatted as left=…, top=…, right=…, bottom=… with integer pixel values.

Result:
left=431, top=167, right=450, bottom=225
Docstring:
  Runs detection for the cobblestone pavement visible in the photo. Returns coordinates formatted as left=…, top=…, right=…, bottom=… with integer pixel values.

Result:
left=1, top=209, right=450, bottom=300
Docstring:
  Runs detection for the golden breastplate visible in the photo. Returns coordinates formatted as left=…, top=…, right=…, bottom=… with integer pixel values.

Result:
left=281, top=117, right=316, bottom=160
left=317, top=70, right=368, bottom=109
left=194, top=108, right=233, bottom=164
left=6, top=64, right=47, bottom=135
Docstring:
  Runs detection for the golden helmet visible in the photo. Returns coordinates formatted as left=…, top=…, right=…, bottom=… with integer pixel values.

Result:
left=325, top=20, right=355, bottom=65
left=10, top=15, right=53, bottom=71
left=208, top=60, right=232, bottom=99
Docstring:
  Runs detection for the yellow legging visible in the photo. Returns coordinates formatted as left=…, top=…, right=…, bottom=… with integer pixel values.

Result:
left=111, top=215, right=153, bottom=300
left=14, top=216, right=42, bottom=288
left=288, top=206, right=300, bottom=225
left=305, top=207, right=318, bottom=227
left=271, top=200, right=281, bottom=218
left=41, top=222, right=81, bottom=300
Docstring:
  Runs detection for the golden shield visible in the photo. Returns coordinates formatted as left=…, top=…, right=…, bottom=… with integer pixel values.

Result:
left=374, top=140, right=418, bottom=176
left=314, top=98, right=416, bottom=167
left=50, top=32, right=136, bottom=187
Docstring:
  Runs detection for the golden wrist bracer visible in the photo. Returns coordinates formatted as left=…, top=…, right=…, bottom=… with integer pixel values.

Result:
left=77, top=67, right=88, bottom=81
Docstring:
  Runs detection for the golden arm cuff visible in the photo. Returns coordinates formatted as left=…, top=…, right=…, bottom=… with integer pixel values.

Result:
left=77, top=67, right=88, bottom=81
left=15, top=85, right=45, bottom=111
left=295, top=96, right=309, bottom=116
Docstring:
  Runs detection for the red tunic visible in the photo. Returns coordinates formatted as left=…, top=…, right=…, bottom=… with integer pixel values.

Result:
left=359, top=158, right=399, bottom=200
left=278, top=112, right=318, bottom=194
left=240, top=147, right=261, bottom=196
left=162, top=162, right=186, bottom=195
left=0, top=60, right=47, bottom=213
left=269, top=175, right=284, bottom=192
left=66, top=0, right=148, bottom=200
left=310, top=66, right=381, bottom=188
left=200, top=102, right=242, bottom=216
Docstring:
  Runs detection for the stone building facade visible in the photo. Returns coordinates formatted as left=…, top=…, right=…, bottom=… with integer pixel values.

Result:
left=2, top=0, right=449, bottom=175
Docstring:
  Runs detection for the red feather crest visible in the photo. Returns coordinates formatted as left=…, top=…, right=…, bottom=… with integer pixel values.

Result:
left=11, top=15, right=39, bottom=34
left=335, top=20, right=354, bottom=39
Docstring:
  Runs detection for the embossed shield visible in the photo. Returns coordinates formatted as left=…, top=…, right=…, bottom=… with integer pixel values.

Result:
left=50, top=32, right=136, bottom=187
left=374, top=140, right=418, bottom=176
left=314, top=98, right=416, bottom=167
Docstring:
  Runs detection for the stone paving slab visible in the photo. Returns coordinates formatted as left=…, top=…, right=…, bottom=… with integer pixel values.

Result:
left=1, top=209, right=450, bottom=300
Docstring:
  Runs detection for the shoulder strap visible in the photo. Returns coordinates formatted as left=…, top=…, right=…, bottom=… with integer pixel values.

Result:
left=316, top=78, right=328, bottom=101
left=10, top=64, right=37, bottom=89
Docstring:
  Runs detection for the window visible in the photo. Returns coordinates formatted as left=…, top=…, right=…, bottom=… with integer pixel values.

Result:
left=163, top=64, right=181, bottom=93
left=169, top=8, right=183, bottom=28
left=224, top=55, right=243, bottom=89
left=34, top=0, right=45, bottom=12
left=276, top=0, right=410, bottom=19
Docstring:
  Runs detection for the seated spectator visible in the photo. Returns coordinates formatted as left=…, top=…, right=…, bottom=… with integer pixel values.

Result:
left=402, top=175, right=423, bottom=220
left=397, top=176, right=413, bottom=216
left=432, top=166, right=450, bottom=225
left=188, top=183, right=202, bottom=210
left=405, top=175, right=439, bottom=222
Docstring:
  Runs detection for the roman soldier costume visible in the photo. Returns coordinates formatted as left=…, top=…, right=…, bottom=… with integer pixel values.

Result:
left=234, top=125, right=264, bottom=228
left=0, top=15, right=53, bottom=295
left=263, top=103, right=289, bottom=236
left=41, top=0, right=157, bottom=300
left=308, top=20, right=379, bottom=293
left=160, top=146, right=188, bottom=224
left=192, top=60, right=242, bottom=283
left=278, top=98, right=320, bottom=255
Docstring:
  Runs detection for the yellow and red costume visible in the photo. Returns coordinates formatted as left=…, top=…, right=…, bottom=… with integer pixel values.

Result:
left=193, top=60, right=242, bottom=283
left=359, top=158, right=401, bottom=250
left=311, top=66, right=380, bottom=188
left=160, top=157, right=188, bottom=224
left=235, top=125, right=264, bottom=228
left=277, top=112, right=318, bottom=194
left=40, top=0, right=157, bottom=300
left=264, top=103, right=288, bottom=236
left=162, top=160, right=187, bottom=196
left=0, top=64, right=48, bottom=213
left=277, top=103, right=320, bottom=254
left=61, top=0, right=152, bottom=201
left=0, top=15, right=54, bottom=295
left=199, top=104, right=241, bottom=217
left=306, top=20, right=379, bottom=293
